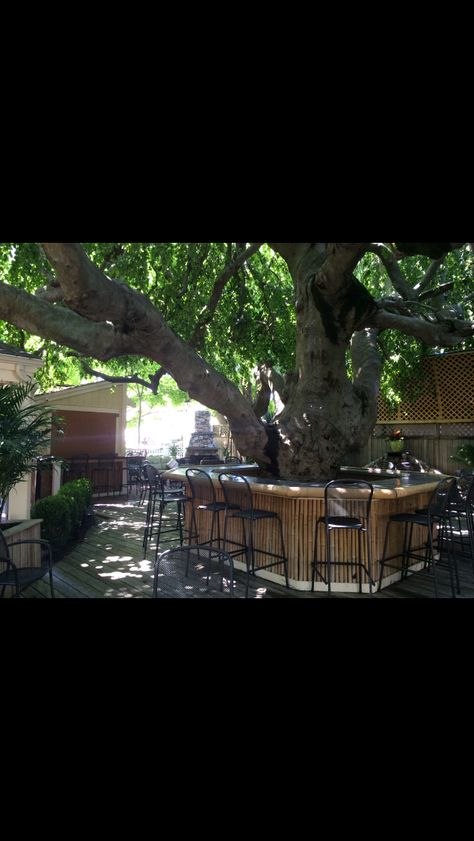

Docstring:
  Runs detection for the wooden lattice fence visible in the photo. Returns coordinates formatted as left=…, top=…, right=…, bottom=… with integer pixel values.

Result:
left=354, top=350, right=474, bottom=474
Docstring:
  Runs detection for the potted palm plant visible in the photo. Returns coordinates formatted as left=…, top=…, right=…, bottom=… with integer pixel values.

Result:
left=0, top=380, right=54, bottom=522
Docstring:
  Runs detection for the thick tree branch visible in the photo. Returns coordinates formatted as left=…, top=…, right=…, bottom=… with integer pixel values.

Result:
left=40, top=242, right=159, bottom=337
left=369, top=307, right=474, bottom=346
left=351, top=328, right=382, bottom=414
left=268, top=243, right=314, bottom=274
left=253, top=366, right=272, bottom=419
left=394, top=242, right=466, bottom=259
left=264, top=365, right=287, bottom=406
left=253, top=362, right=288, bottom=419
left=1, top=253, right=269, bottom=459
left=0, top=283, right=130, bottom=359
left=418, top=281, right=455, bottom=302
left=41, top=243, right=124, bottom=321
left=322, top=243, right=369, bottom=278
left=269, top=243, right=368, bottom=286
left=366, top=243, right=413, bottom=299
left=35, top=284, right=65, bottom=304
left=415, top=258, right=444, bottom=294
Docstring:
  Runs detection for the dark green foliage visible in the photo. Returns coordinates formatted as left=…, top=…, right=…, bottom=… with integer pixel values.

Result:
left=31, top=478, right=93, bottom=554
left=31, top=495, right=72, bottom=551
left=451, top=444, right=474, bottom=467
left=58, top=479, right=93, bottom=534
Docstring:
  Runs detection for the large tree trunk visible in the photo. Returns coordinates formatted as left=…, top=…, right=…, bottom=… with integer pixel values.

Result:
left=258, top=243, right=380, bottom=481
left=270, top=343, right=378, bottom=481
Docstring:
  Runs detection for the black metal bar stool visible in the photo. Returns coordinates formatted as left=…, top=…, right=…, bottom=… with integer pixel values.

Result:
left=126, top=454, right=146, bottom=498
left=185, top=468, right=240, bottom=551
left=447, top=474, right=474, bottom=578
left=143, top=464, right=191, bottom=556
left=377, top=477, right=459, bottom=597
left=218, top=472, right=289, bottom=598
left=311, top=480, right=375, bottom=595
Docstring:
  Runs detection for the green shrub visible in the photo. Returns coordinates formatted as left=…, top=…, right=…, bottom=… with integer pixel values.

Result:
left=31, top=479, right=93, bottom=553
left=59, top=479, right=93, bottom=533
left=31, top=495, right=73, bottom=552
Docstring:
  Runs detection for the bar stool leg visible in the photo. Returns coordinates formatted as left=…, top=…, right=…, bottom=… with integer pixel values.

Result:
left=326, top=524, right=332, bottom=595
left=278, top=518, right=289, bottom=588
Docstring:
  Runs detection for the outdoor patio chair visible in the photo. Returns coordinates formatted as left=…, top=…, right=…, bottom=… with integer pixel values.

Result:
left=218, top=472, right=289, bottom=598
left=311, top=480, right=375, bottom=595
left=0, top=529, right=54, bottom=598
left=377, top=476, right=459, bottom=597
left=153, top=544, right=235, bottom=598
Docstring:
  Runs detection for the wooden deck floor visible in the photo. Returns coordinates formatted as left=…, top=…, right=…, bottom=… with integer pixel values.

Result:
left=17, top=499, right=474, bottom=599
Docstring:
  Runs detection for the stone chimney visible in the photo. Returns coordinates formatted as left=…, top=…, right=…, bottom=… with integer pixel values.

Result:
left=185, top=411, right=219, bottom=463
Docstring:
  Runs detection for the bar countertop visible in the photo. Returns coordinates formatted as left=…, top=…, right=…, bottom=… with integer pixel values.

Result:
left=164, top=463, right=451, bottom=500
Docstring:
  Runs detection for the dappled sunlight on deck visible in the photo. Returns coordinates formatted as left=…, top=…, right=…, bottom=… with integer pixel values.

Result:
left=14, top=499, right=474, bottom=599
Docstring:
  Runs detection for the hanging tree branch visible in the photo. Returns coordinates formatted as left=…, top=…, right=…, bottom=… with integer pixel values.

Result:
left=76, top=360, right=168, bottom=394
left=414, top=258, right=444, bottom=295
left=189, top=242, right=262, bottom=349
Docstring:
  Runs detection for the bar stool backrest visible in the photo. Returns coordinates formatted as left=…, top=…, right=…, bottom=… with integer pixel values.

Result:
left=428, top=477, right=458, bottom=520
left=218, top=472, right=253, bottom=513
left=143, top=462, right=160, bottom=485
left=127, top=454, right=144, bottom=475
left=186, top=468, right=217, bottom=505
left=465, top=476, right=474, bottom=527
left=0, top=528, right=54, bottom=598
left=324, top=479, right=373, bottom=523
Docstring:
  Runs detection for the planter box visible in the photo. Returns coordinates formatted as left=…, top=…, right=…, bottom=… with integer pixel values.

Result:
left=0, top=519, right=43, bottom=568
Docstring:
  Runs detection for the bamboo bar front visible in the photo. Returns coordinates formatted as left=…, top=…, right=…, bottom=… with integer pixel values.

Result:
left=166, top=466, right=443, bottom=593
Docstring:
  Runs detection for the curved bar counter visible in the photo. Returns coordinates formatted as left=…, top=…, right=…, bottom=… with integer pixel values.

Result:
left=165, top=464, right=449, bottom=592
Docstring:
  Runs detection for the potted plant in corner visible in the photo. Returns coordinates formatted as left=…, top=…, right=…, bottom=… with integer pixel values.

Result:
left=388, top=428, right=405, bottom=454
left=0, top=380, right=55, bottom=534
